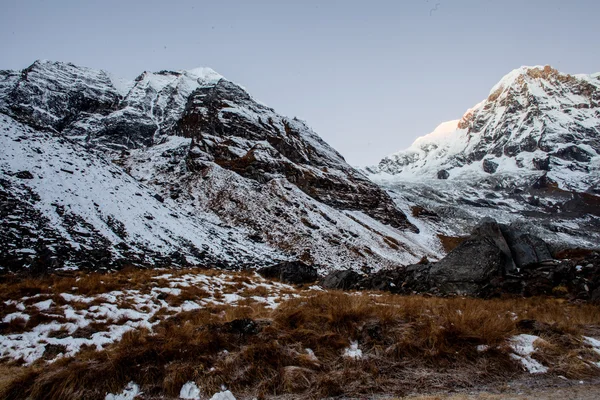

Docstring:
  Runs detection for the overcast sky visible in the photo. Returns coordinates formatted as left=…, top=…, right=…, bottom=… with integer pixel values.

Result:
left=2, top=0, right=599, bottom=166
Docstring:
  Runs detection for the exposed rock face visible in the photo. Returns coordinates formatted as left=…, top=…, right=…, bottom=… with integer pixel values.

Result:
left=0, top=60, right=427, bottom=273
left=428, top=237, right=506, bottom=296
left=482, top=159, right=498, bottom=174
left=500, top=226, right=553, bottom=268
left=437, top=170, right=449, bottom=180
left=0, top=116, right=280, bottom=272
left=175, top=80, right=414, bottom=231
left=424, top=218, right=567, bottom=296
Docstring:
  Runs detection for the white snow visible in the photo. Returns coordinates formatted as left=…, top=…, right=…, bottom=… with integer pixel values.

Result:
left=0, top=270, right=298, bottom=364
left=3, top=312, right=30, bottom=323
left=179, top=381, right=201, bottom=399
left=305, top=348, right=318, bottom=361
left=476, top=345, right=490, bottom=352
left=584, top=336, right=600, bottom=356
left=509, top=334, right=548, bottom=374
left=209, top=390, right=236, bottom=400
left=105, top=382, right=141, bottom=400
left=0, top=115, right=282, bottom=267
left=33, top=299, right=53, bottom=311
left=372, top=65, right=600, bottom=196
left=343, top=341, right=363, bottom=360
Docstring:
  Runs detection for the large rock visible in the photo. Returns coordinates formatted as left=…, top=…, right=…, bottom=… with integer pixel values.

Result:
left=500, top=225, right=553, bottom=268
left=359, top=267, right=407, bottom=293
left=257, top=261, right=318, bottom=284
left=359, top=262, right=431, bottom=294
left=472, top=218, right=518, bottom=274
left=419, top=218, right=555, bottom=296
left=482, top=158, right=499, bottom=174
left=320, top=270, right=362, bottom=290
left=428, top=237, right=506, bottom=296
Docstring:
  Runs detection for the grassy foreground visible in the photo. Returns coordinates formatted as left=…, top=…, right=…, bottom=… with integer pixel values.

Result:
left=1, top=268, right=600, bottom=399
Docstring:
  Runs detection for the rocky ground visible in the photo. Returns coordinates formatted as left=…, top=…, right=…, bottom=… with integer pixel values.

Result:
left=314, top=218, right=600, bottom=302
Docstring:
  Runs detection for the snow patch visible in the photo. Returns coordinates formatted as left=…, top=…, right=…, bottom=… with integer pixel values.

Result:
left=179, top=381, right=201, bottom=399
left=343, top=341, right=363, bottom=360
left=34, top=299, right=53, bottom=311
left=105, top=382, right=141, bottom=400
left=509, top=334, right=548, bottom=374
left=209, top=390, right=236, bottom=400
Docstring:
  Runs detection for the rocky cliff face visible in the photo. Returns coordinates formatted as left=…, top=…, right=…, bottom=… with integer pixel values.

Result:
left=370, top=66, right=600, bottom=252
left=0, top=60, right=429, bottom=273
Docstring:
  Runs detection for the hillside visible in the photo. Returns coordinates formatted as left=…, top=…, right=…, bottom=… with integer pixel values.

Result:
left=0, top=60, right=434, bottom=274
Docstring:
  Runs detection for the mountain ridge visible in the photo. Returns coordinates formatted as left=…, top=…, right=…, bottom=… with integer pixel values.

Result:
left=375, top=65, right=600, bottom=193
left=0, top=60, right=431, bottom=274
left=368, top=65, right=600, bottom=253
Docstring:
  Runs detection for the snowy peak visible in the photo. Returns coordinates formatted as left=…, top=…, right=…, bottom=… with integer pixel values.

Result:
left=485, top=65, right=597, bottom=99
left=0, top=60, right=121, bottom=131
left=376, top=65, right=600, bottom=193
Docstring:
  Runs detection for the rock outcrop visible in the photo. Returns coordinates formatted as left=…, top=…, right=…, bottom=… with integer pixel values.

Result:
left=257, top=261, right=318, bottom=284
left=320, top=218, right=600, bottom=300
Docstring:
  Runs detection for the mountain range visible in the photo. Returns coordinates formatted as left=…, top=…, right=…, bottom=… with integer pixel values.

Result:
left=1, top=61, right=598, bottom=274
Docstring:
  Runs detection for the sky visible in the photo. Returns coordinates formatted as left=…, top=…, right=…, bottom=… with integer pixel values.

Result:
left=1, top=0, right=599, bottom=166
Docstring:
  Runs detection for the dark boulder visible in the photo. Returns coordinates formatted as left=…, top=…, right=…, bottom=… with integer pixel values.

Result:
left=320, top=270, right=362, bottom=290
left=223, top=318, right=260, bottom=335
left=472, top=218, right=518, bottom=274
left=531, top=174, right=558, bottom=190
left=257, top=260, right=318, bottom=284
left=482, top=159, right=498, bottom=174
left=500, top=226, right=553, bottom=268
left=437, top=170, right=449, bottom=180
left=532, top=157, right=550, bottom=171
left=424, top=218, right=555, bottom=296
left=359, top=263, right=431, bottom=294
left=14, top=171, right=34, bottom=179
left=359, top=267, right=407, bottom=293
left=428, top=236, right=507, bottom=296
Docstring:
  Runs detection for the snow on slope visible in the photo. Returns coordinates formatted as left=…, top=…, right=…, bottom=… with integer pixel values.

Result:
left=0, top=114, right=283, bottom=271
left=121, top=136, right=441, bottom=273
left=376, top=65, right=600, bottom=193
left=1, top=60, right=431, bottom=272
left=367, top=66, right=600, bottom=252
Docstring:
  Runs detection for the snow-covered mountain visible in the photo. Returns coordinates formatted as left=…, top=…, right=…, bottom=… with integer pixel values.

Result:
left=1, top=60, right=434, bottom=273
left=370, top=66, right=600, bottom=250
left=376, top=65, right=600, bottom=191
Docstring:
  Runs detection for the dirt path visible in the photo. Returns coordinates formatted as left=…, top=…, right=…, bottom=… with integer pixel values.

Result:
left=401, top=384, right=600, bottom=399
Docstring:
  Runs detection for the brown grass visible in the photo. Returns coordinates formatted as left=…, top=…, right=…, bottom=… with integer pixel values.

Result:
left=1, top=268, right=600, bottom=399
left=437, top=234, right=467, bottom=253
left=2, top=290, right=599, bottom=400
